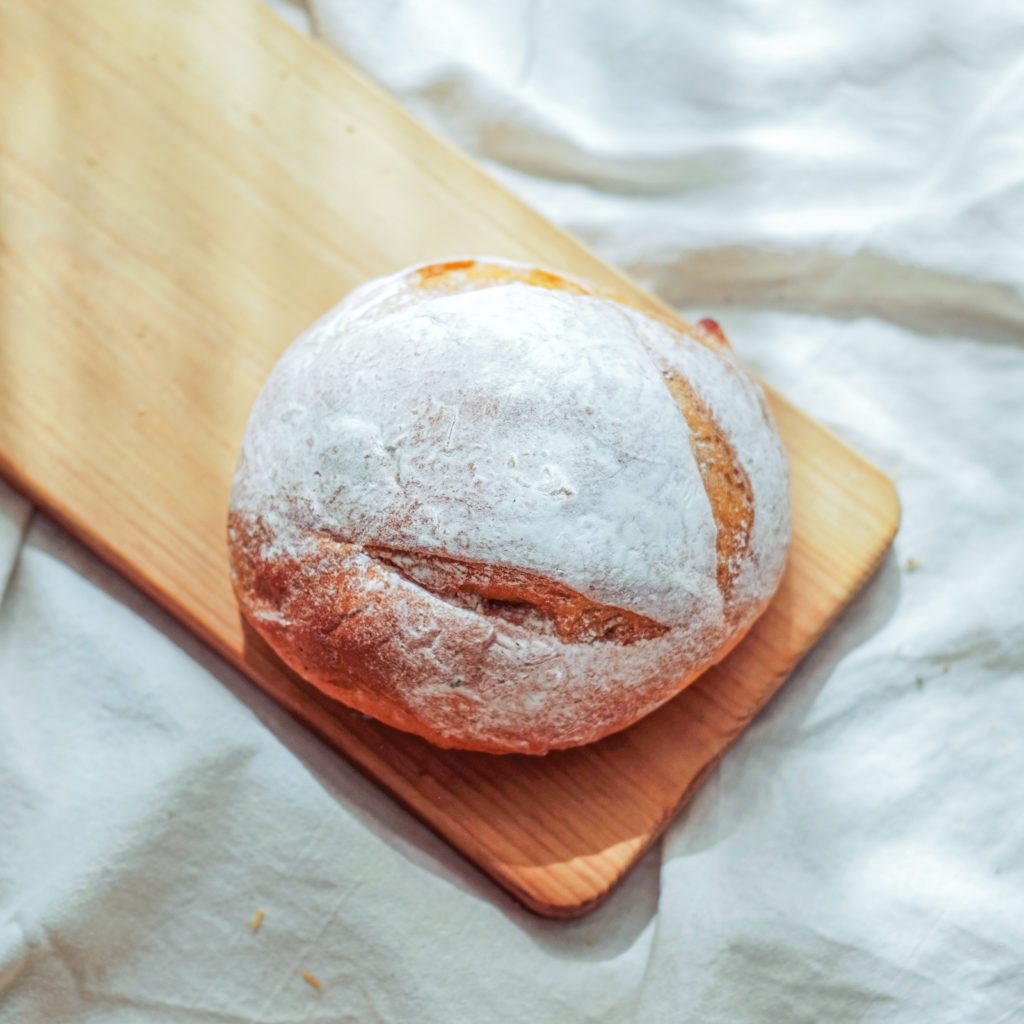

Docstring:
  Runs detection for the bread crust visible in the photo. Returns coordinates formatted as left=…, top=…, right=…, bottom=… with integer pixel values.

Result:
left=228, top=259, right=790, bottom=753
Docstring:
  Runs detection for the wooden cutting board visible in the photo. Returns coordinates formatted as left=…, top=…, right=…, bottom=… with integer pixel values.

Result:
left=0, top=0, right=899, bottom=917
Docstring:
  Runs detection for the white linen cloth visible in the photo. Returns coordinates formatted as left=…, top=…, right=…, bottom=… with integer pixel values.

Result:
left=2, top=0, right=1023, bottom=1019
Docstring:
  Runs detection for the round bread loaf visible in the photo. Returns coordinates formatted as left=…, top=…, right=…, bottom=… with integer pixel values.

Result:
left=228, top=258, right=790, bottom=754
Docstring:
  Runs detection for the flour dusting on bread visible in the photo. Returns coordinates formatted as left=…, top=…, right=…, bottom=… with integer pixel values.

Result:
left=229, top=259, right=790, bottom=753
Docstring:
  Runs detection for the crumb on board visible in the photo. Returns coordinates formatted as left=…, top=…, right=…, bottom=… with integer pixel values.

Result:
left=915, top=675, right=925, bottom=689
left=942, top=662, right=950, bottom=673
left=302, top=970, right=323, bottom=991
left=250, top=909, right=265, bottom=932
left=904, top=556, right=922, bottom=572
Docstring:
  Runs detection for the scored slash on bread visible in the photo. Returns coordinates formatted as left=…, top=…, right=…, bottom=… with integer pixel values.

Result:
left=228, top=259, right=790, bottom=753
left=362, top=544, right=670, bottom=645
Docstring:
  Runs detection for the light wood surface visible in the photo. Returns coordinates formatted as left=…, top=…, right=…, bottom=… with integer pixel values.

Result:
left=0, top=0, right=899, bottom=917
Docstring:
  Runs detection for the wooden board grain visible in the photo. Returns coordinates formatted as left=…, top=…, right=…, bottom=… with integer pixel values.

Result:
left=0, top=0, right=899, bottom=917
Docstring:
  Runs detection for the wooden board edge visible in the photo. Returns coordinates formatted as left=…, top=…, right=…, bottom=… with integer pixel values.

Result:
left=767, top=389, right=904, bottom=527
left=521, top=486, right=900, bottom=918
